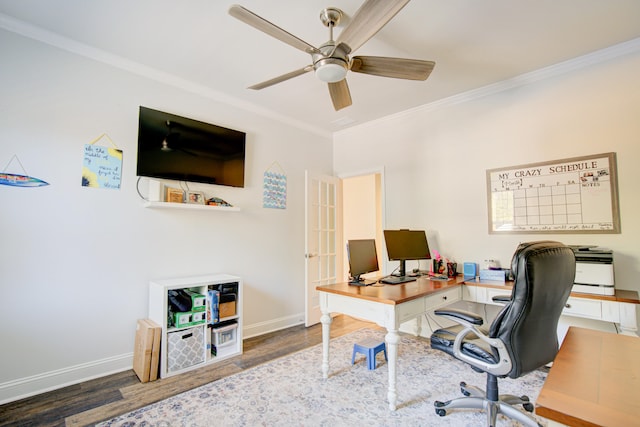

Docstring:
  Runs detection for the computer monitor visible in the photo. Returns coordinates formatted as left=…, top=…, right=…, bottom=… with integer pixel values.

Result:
left=383, top=229, right=431, bottom=276
left=347, top=239, right=379, bottom=285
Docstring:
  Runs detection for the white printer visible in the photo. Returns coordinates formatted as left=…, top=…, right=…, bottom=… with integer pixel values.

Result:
left=570, top=246, right=615, bottom=296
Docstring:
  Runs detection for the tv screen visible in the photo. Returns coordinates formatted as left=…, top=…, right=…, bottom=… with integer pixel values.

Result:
left=136, top=107, right=246, bottom=187
left=347, top=239, right=379, bottom=285
left=383, top=229, right=431, bottom=276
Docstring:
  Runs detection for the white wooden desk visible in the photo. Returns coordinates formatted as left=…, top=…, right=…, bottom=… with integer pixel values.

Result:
left=462, top=279, right=639, bottom=336
left=317, top=276, right=462, bottom=410
left=317, top=277, right=639, bottom=411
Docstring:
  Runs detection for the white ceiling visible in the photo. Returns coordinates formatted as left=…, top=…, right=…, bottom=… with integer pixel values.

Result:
left=1, top=0, right=640, bottom=135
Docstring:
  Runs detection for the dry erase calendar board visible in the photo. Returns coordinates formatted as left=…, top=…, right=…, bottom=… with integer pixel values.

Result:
left=487, top=152, right=620, bottom=234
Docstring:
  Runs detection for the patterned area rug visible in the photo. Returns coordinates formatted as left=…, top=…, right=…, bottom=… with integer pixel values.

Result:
left=99, top=329, right=548, bottom=426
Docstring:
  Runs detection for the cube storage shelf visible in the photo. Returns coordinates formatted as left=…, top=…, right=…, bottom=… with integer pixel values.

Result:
left=148, top=273, right=242, bottom=378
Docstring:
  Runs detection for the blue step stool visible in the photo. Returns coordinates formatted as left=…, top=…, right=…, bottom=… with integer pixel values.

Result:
left=352, top=338, right=387, bottom=370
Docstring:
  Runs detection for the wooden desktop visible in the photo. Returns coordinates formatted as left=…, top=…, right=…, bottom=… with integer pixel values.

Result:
left=536, top=327, right=640, bottom=427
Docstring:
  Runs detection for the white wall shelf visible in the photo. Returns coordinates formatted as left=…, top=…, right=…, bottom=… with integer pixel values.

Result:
left=143, top=201, right=240, bottom=212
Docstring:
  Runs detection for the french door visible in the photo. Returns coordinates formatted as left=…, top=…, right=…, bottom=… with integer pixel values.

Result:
left=304, top=171, right=342, bottom=326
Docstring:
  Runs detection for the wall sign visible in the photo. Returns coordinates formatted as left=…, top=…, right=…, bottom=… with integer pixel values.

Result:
left=263, top=161, right=287, bottom=209
left=1, top=154, right=49, bottom=187
left=487, top=152, right=620, bottom=234
left=81, top=133, right=122, bottom=189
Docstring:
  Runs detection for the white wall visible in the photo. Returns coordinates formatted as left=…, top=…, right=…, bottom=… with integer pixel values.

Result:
left=334, top=48, right=640, bottom=323
left=0, top=30, right=332, bottom=402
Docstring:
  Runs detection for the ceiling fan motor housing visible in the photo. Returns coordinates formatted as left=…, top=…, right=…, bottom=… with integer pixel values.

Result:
left=313, top=42, right=349, bottom=83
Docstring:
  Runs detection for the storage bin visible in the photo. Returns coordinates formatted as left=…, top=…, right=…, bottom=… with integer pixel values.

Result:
left=212, top=322, right=238, bottom=348
left=167, top=326, right=204, bottom=372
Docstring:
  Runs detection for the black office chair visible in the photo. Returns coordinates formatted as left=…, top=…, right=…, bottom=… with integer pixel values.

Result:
left=430, top=241, right=576, bottom=427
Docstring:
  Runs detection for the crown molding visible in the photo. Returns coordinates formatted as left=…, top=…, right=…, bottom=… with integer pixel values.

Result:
left=3, top=12, right=638, bottom=139
left=0, top=13, right=332, bottom=139
left=420, top=37, right=640, bottom=113
left=337, top=37, right=640, bottom=135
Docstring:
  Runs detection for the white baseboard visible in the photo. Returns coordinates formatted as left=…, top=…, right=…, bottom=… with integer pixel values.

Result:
left=243, top=312, right=305, bottom=339
left=0, top=352, right=133, bottom=405
left=0, top=314, right=305, bottom=404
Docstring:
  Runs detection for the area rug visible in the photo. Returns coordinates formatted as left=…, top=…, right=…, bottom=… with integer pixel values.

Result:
left=98, top=329, right=548, bottom=426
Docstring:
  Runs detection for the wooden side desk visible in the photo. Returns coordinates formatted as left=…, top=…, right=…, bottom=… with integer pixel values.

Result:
left=536, top=327, right=640, bottom=427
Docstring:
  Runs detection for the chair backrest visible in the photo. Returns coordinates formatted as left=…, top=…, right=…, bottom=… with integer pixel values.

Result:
left=489, top=241, right=575, bottom=378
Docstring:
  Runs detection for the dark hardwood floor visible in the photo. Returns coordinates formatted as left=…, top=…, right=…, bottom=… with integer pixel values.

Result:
left=0, top=316, right=374, bottom=427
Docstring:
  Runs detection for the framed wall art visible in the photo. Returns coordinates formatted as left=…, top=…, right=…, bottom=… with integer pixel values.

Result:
left=165, top=186, right=184, bottom=203
left=187, top=191, right=205, bottom=204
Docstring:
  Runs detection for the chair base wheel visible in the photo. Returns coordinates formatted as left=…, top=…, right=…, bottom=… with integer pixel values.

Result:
left=434, top=382, right=542, bottom=427
left=434, top=400, right=449, bottom=416
left=460, top=381, right=471, bottom=396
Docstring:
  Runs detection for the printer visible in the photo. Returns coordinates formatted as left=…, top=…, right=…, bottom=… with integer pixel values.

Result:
left=570, top=246, right=615, bottom=296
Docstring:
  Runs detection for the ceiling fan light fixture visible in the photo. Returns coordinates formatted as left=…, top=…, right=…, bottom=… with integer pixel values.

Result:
left=314, top=58, right=348, bottom=83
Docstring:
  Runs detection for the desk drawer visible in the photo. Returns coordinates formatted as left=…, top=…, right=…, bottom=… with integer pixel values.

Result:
left=397, top=298, right=426, bottom=323
left=425, top=288, right=461, bottom=311
left=562, top=297, right=601, bottom=320
left=462, top=285, right=511, bottom=305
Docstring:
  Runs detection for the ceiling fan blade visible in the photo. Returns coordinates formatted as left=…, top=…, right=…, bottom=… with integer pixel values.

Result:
left=229, top=5, right=319, bottom=54
left=336, top=0, right=410, bottom=53
left=328, top=79, right=352, bottom=111
left=351, top=56, right=435, bottom=80
left=249, top=66, right=313, bottom=90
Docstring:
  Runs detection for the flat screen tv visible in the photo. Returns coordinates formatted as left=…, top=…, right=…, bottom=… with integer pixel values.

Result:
left=383, top=229, right=431, bottom=277
left=136, top=106, right=246, bottom=187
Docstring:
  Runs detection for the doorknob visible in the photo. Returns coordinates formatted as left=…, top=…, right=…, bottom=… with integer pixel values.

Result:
left=305, top=253, right=318, bottom=259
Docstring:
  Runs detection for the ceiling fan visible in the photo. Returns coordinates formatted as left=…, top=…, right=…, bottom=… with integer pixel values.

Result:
left=228, top=0, right=435, bottom=111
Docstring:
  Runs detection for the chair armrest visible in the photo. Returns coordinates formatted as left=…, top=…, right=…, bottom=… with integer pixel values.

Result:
left=491, top=295, right=510, bottom=304
left=434, top=308, right=483, bottom=325
left=433, top=307, right=513, bottom=376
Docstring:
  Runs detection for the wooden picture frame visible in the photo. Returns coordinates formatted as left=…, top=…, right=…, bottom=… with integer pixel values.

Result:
left=486, top=152, right=620, bottom=234
left=164, top=186, right=184, bottom=204
left=186, top=191, right=205, bottom=205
